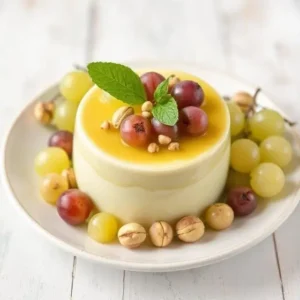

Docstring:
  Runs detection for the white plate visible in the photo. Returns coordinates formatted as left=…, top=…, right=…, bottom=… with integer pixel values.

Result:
left=2, top=62, right=300, bottom=272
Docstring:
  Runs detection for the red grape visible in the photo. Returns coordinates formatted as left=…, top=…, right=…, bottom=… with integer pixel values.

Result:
left=120, top=115, right=152, bottom=147
left=57, top=189, right=94, bottom=225
left=171, top=80, right=204, bottom=109
left=227, top=187, right=257, bottom=216
left=140, top=72, right=165, bottom=102
left=179, top=106, right=208, bottom=136
left=151, top=118, right=178, bottom=140
left=48, top=130, right=73, bottom=157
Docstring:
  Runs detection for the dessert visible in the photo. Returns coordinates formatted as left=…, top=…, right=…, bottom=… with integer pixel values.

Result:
left=73, top=67, right=230, bottom=225
left=32, top=61, right=295, bottom=249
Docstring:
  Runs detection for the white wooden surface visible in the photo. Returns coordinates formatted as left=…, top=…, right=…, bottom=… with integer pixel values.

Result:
left=1, top=0, right=300, bottom=299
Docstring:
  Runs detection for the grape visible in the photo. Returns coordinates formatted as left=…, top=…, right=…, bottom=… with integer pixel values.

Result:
left=53, top=100, right=78, bottom=132
left=226, top=169, right=250, bottom=191
left=260, top=136, right=292, bottom=168
left=227, top=101, right=245, bottom=136
left=248, top=109, right=284, bottom=141
left=120, top=115, right=152, bottom=147
left=230, top=139, right=260, bottom=173
left=151, top=118, right=178, bottom=140
left=250, top=163, right=285, bottom=198
left=60, top=71, right=93, bottom=104
left=179, top=106, right=208, bottom=136
left=88, top=212, right=118, bottom=243
left=35, top=147, right=70, bottom=176
left=171, top=80, right=204, bottom=109
left=140, top=72, right=165, bottom=102
left=48, top=130, right=73, bottom=157
left=227, top=187, right=257, bottom=216
left=205, top=203, right=234, bottom=231
left=57, top=189, right=94, bottom=225
left=40, top=173, right=68, bottom=205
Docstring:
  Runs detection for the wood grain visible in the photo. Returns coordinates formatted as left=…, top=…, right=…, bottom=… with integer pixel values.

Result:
left=1, top=0, right=300, bottom=299
left=0, top=1, right=89, bottom=299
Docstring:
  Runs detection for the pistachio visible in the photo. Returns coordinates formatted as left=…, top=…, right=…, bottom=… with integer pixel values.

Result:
left=100, top=120, right=110, bottom=130
left=61, top=168, right=78, bottom=188
left=118, top=223, right=147, bottom=248
left=112, top=106, right=134, bottom=129
left=158, top=134, right=171, bottom=145
left=168, top=142, right=180, bottom=151
left=142, top=111, right=152, bottom=118
left=149, top=221, right=173, bottom=247
left=176, top=216, right=205, bottom=243
left=34, top=101, right=55, bottom=125
left=148, top=143, right=159, bottom=153
left=141, top=101, right=153, bottom=112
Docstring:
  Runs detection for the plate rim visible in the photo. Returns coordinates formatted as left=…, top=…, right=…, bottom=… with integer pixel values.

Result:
left=2, top=63, right=300, bottom=272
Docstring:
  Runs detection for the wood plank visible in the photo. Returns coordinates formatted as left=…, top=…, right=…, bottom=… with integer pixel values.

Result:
left=124, top=239, right=283, bottom=300
left=89, top=0, right=227, bottom=69
left=217, top=0, right=300, bottom=299
left=71, top=260, right=124, bottom=300
left=0, top=1, right=89, bottom=299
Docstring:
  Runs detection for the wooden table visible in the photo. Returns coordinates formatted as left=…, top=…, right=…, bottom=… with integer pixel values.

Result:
left=1, top=0, right=300, bottom=299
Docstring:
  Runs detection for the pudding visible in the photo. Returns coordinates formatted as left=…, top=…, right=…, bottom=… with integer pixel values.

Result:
left=73, top=70, right=230, bottom=225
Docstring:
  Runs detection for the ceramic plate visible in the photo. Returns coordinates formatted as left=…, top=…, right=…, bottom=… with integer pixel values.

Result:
left=2, top=62, right=300, bottom=272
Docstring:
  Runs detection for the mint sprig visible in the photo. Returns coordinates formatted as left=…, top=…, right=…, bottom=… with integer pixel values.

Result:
left=87, top=62, right=179, bottom=126
left=87, top=62, right=146, bottom=105
left=152, top=95, right=178, bottom=126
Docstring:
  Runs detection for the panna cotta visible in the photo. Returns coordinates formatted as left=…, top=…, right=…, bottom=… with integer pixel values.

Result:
left=73, top=70, right=230, bottom=226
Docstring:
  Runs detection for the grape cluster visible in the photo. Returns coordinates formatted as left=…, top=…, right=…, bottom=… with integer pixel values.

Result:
left=225, top=89, right=293, bottom=216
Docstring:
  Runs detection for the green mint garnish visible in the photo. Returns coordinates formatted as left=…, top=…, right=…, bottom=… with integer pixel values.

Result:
left=152, top=95, right=178, bottom=126
left=152, top=76, right=178, bottom=125
left=154, top=75, right=174, bottom=101
left=87, top=62, right=146, bottom=105
left=87, top=62, right=179, bottom=126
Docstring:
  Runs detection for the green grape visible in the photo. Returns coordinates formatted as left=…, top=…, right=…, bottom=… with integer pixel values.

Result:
left=53, top=101, right=78, bottom=132
left=40, top=173, right=68, bottom=205
left=230, top=139, right=260, bottom=173
left=248, top=109, right=284, bottom=141
left=35, top=147, right=70, bottom=176
left=260, top=136, right=292, bottom=168
left=250, top=163, right=285, bottom=198
left=88, top=212, right=118, bottom=243
left=226, top=169, right=250, bottom=191
left=227, top=101, right=245, bottom=136
left=60, top=71, right=93, bottom=104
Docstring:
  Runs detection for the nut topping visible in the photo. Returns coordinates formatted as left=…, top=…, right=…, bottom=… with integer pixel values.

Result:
left=112, top=106, right=134, bottom=129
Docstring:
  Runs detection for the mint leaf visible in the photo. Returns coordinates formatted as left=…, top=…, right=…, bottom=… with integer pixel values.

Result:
left=87, top=62, right=146, bottom=105
left=152, top=96, right=178, bottom=126
left=154, top=75, right=174, bottom=102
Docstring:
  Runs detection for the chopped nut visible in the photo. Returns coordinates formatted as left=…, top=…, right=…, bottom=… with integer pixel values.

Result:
left=148, top=143, right=159, bottom=153
left=169, top=76, right=180, bottom=90
left=168, top=142, right=180, bottom=151
left=118, top=223, right=147, bottom=248
left=158, top=135, right=171, bottom=145
left=142, top=111, right=152, bottom=118
left=141, top=101, right=153, bottom=112
left=34, top=101, right=55, bottom=125
left=100, top=120, right=110, bottom=130
left=61, top=168, right=78, bottom=188
left=149, top=221, right=173, bottom=247
left=176, top=216, right=205, bottom=243
left=112, top=106, right=134, bottom=128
